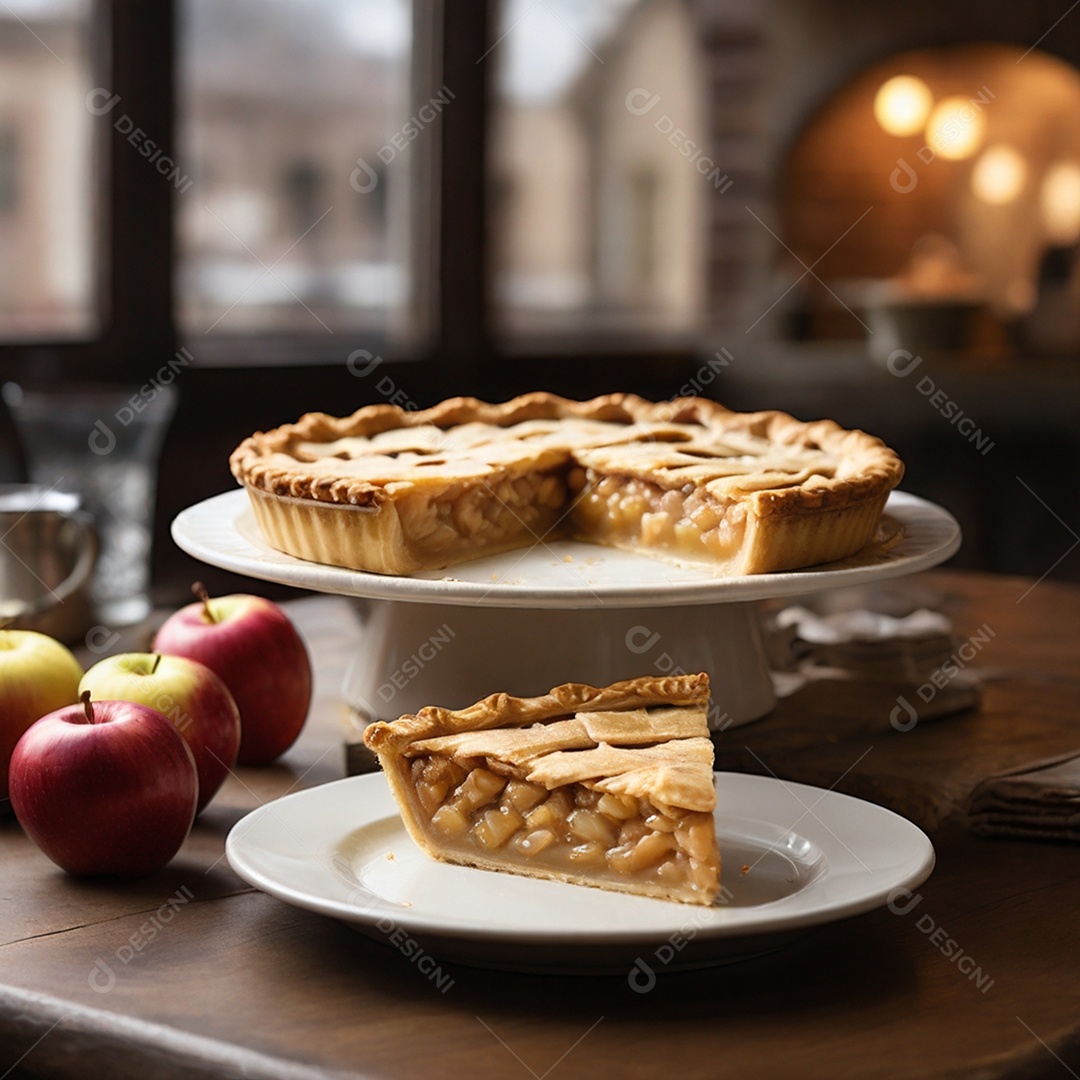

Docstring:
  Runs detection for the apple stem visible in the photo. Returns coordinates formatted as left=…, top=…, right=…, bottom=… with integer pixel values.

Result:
left=192, top=581, right=216, bottom=624
left=80, top=690, right=95, bottom=724
left=151, top=653, right=162, bottom=675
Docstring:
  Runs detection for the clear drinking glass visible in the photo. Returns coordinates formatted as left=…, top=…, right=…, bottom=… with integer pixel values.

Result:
left=2, top=383, right=177, bottom=626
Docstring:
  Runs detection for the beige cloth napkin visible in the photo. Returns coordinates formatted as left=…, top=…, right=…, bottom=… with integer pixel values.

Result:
left=968, top=753, right=1080, bottom=841
left=768, top=605, right=981, bottom=727
left=772, top=605, right=957, bottom=679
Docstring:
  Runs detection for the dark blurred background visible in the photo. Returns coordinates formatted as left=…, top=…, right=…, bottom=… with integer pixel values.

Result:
left=0, top=0, right=1077, bottom=606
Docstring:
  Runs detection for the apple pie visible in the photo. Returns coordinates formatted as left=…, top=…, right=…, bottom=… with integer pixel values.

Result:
left=230, top=392, right=903, bottom=576
left=362, top=673, right=721, bottom=906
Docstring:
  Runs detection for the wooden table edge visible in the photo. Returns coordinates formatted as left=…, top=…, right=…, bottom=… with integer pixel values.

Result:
left=0, top=971, right=363, bottom=1080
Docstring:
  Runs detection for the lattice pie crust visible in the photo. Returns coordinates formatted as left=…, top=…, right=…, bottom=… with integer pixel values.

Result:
left=230, top=393, right=903, bottom=576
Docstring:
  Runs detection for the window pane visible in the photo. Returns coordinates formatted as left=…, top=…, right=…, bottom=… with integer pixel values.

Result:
left=0, top=0, right=96, bottom=337
left=178, top=0, right=414, bottom=338
left=491, top=0, right=711, bottom=336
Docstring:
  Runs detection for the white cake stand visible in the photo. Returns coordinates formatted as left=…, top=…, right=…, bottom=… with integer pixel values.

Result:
left=172, top=490, right=960, bottom=730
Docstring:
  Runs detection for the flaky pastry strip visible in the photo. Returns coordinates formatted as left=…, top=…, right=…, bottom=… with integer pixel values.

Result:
left=407, top=706, right=707, bottom=764
left=364, top=673, right=711, bottom=755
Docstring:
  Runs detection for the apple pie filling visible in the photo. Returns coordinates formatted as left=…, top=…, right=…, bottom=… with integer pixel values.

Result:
left=406, top=753, right=720, bottom=902
left=568, top=469, right=747, bottom=567
left=394, top=468, right=568, bottom=563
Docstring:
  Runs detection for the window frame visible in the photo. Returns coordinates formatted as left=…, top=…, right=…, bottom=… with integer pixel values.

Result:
left=0, top=0, right=697, bottom=396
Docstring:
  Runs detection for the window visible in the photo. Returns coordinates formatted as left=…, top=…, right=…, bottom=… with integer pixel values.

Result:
left=0, top=2, right=705, bottom=378
left=178, top=0, right=414, bottom=339
left=490, top=0, right=710, bottom=338
left=0, top=0, right=96, bottom=338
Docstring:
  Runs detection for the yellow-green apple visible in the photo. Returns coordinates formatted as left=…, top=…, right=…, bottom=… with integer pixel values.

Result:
left=79, top=653, right=241, bottom=813
left=9, top=692, right=197, bottom=876
left=152, top=584, right=312, bottom=765
left=0, top=629, right=82, bottom=801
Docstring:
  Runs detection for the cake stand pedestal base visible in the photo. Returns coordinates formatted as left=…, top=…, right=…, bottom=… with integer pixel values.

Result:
left=341, top=598, right=776, bottom=737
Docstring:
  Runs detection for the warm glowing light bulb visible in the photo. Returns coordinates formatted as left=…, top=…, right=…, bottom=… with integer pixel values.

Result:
left=874, top=75, right=933, bottom=136
left=925, top=95, right=986, bottom=161
left=971, top=145, right=1026, bottom=205
left=1041, top=162, right=1080, bottom=244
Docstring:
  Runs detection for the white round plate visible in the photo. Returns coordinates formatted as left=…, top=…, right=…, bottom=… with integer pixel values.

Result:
left=226, top=773, right=934, bottom=974
left=173, top=490, right=960, bottom=609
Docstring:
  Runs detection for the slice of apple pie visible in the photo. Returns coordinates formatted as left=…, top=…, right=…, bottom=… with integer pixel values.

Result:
left=362, top=673, right=721, bottom=906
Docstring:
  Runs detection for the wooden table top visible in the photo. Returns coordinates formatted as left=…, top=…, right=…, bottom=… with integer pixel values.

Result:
left=2, top=569, right=1079, bottom=1080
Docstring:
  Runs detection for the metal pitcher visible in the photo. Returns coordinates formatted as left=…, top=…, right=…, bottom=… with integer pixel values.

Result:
left=0, top=485, right=97, bottom=644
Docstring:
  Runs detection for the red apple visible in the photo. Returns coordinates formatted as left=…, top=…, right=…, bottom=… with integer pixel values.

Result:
left=9, top=692, right=197, bottom=876
left=152, top=584, right=312, bottom=765
left=0, top=629, right=82, bottom=801
left=79, top=653, right=241, bottom=813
